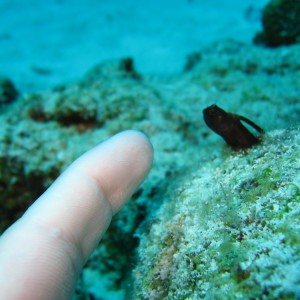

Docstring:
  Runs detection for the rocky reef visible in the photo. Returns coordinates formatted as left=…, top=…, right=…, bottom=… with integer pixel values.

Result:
left=0, top=76, right=18, bottom=108
left=0, top=40, right=300, bottom=299
left=254, top=0, right=300, bottom=47
left=133, top=127, right=300, bottom=299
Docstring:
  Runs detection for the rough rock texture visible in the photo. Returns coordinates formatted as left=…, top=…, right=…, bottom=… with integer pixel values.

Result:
left=254, top=0, right=300, bottom=47
left=0, top=41, right=300, bottom=299
left=132, top=127, right=300, bottom=299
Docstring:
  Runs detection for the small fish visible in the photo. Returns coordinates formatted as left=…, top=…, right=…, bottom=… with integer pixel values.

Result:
left=203, top=104, right=265, bottom=150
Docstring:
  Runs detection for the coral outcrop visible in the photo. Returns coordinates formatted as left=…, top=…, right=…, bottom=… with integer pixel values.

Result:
left=133, top=127, right=300, bottom=299
left=0, top=76, right=18, bottom=108
left=254, top=0, right=300, bottom=47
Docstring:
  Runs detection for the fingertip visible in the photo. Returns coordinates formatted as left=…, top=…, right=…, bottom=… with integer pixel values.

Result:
left=116, top=129, right=154, bottom=175
left=87, top=130, right=154, bottom=214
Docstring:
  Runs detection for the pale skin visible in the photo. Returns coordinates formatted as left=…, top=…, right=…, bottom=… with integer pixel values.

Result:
left=0, top=130, right=153, bottom=300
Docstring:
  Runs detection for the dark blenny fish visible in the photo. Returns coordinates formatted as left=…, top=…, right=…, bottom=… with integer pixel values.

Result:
left=203, top=104, right=265, bottom=150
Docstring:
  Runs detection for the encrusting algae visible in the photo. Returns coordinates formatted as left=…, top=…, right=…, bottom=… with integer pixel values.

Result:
left=132, top=127, right=300, bottom=299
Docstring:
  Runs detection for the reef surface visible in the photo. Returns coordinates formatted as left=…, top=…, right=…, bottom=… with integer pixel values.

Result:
left=0, top=39, right=300, bottom=299
left=133, top=126, right=300, bottom=299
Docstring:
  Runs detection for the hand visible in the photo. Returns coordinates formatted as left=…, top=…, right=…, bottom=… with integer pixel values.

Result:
left=0, top=130, right=153, bottom=300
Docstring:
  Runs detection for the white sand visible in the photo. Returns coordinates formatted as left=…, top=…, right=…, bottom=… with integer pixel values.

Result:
left=0, top=0, right=268, bottom=92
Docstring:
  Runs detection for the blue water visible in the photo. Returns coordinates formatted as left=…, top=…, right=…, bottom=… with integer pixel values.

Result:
left=0, top=0, right=267, bottom=92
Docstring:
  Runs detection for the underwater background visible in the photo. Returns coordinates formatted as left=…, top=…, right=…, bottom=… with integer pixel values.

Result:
left=1, top=0, right=300, bottom=299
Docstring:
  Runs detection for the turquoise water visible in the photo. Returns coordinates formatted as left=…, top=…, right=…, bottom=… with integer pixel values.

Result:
left=0, top=0, right=267, bottom=92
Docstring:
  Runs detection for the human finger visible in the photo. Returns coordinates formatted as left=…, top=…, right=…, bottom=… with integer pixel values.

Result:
left=0, top=130, right=153, bottom=300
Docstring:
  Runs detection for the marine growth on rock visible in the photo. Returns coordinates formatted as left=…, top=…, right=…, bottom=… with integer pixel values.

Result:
left=254, top=0, right=300, bottom=47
